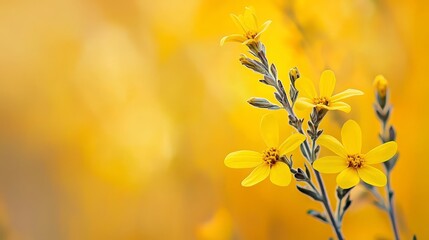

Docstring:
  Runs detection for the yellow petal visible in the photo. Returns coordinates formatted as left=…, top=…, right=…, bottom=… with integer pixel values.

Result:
left=270, top=162, right=292, bottom=186
left=313, top=156, right=348, bottom=173
left=319, top=70, right=336, bottom=98
left=317, top=135, right=347, bottom=157
left=242, top=38, right=256, bottom=45
left=327, top=101, right=351, bottom=113
left=255, top=20, right=272, bottom=38
left=336, top=168, right=360, bottom=189
left=358, top=165, right=387, bottom=187
left=295, top=77, right=317, bottom=99
left=220, top=34, right=247, bottom=46
left=230, top=14, right=247, bottom=32
left=260, top=114, right=278, bottom=147
left=241, top=164, right=270, bottom=187
left=278, top=133, right=306, bottom=155
left=294, top=97, right=315, bottom=111
left=365, top=141, right=398, bottom=164
left=341, top=120, right=361, bottom=154
left=224, top=150, right=263, bottom=168
left=330, top=89, right=364, bottom=102
left=243, top=6, right=258, bottom=31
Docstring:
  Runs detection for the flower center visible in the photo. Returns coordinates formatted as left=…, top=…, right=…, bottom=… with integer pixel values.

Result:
left=347, top=154, right=365, bottom=169
left=313, top=97, right=329, bottom=106
left=245, top=31, right=258, bottom=39
left=262, top=147, right=280, bottom=167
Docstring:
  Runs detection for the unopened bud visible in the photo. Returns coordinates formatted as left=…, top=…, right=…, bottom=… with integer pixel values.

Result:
left=239, top=54, right=266, bottom=75
left=374, top=75, right=388, bottom=109
left=247, top=97, right=281, bottom=110
left=289, top=67, right=300, bottom=86
left=373, top=75, right=388, bottom=98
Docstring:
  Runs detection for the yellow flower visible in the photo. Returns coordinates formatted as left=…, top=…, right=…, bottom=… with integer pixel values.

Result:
left=220, top=6, right=271, bottom=46
left=295, top=70, right=364, bottom=113
left=224, top=114, right=306, bottom=187
left=313, top=120, right=397, bottom=189
left=373, top=74, right=388, bottom=97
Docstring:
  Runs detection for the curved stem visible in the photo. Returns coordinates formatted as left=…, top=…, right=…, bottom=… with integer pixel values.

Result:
left=310, top=138, right=344, bottom=240
left=316, top=171, right=344, bottom=240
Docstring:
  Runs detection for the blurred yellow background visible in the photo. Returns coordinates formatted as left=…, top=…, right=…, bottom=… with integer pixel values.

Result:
left=0, top=0, right=426, bottom=239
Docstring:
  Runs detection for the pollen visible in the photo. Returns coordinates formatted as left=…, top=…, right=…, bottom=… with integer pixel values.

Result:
left=245, top=31, right=258, bottom=39
left=313, top=97, right=329, bottom=106
left=347, top=154, right=365, bottom=169
left=262, top=147, right=280, bottom=167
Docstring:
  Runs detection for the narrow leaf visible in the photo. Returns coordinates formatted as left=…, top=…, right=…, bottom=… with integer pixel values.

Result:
left=297, top=185, right=322, bottom=201
left=247, top=97, right=281, bottom=110
left=307, top=210, right=328, bottom=223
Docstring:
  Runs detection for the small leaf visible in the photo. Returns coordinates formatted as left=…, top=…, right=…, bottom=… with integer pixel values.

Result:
left=297, top=185, right=322, bottom=201
left=307, top=210, right=327, bottom=223
left=264, top=75, right=275, bottom=86
left=277, top=80, right=287, bottom=97
left=373, top=200, right=387, bottom=211
left=239, top=56, right=267, bottom=75
left=274, top=92, right=283, bottom=105
left=270, top=64, right=278, bottom=80
left=342, top=195, right=352, bottom=213
left=247, top=97, right=281, bottom=110
left=413, top=234, right=417, bottom=240
left=294, top=172, right=306, bottom=181
left=336, top=186, right=353, bottom=199
left=384, top=153, right=399, bottom=171
left=304, top=164, right=311, bottom=180
left=259, top=79, right=269, bottom=85
left=299, top=144, right=310, bottom=160
left=389, top=126, right=396, bottom=141
left=389, top=191, right=394, bottom=200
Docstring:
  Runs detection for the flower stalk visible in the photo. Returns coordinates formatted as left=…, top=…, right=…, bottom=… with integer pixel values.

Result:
left=373, top=75, right=400, bottom=240
left=245, top=41, right=344, bottom=240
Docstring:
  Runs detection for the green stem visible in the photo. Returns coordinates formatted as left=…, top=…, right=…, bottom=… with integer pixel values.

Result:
left=311, top=138, right=344, bottom=240
left=336, top=196, right=343, bottom=223
left=385, top=171, right=399, bottom=240
left=315, top=171, right=344, bottom=240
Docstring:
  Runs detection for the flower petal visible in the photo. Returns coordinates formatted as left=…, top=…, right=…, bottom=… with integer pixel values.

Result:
left=225, top=150, right=263, bottom=168
left=243, top=6, right=258, bottom=31
left=295, top=77, right=317, bottom=99
left=327, top=101, right=351, bottom=113
left=313, top=156, right=348, bottom=173
left=242, top=38, right=256, bottom=45
left=319, top=70, right=336, bottom=98
left=256, top=20, right=272, bottom=38
left=358, top=165, right=387, bottom=187
left=365, top=141, right=398, bottom=164
left=241, top=164, right=270, bottom=187
left=330, top=89, right=364, bottom=102
left=260, top=114, right=278, bottom=147
left=317, top=135, right=347, bottom=157
left=336, top=168, right=360, bottom=189
left=294, top=97, right=315, bottom=111
left=230, top=14, right=247, bottom=32
left=341, top=120, right=361, bottom=154
left=270, top=162, right=292, bottom=186
left=220, top=34, right=247, bottom=46
left=278, top=133, right=306, bottom=155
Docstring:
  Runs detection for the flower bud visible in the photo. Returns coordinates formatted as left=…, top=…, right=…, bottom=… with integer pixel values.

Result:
left=289, top=67, right=300, bottom=87
left=373, top=75, right=388, bottom=98
left=373, top=75, right=388, bottom=109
